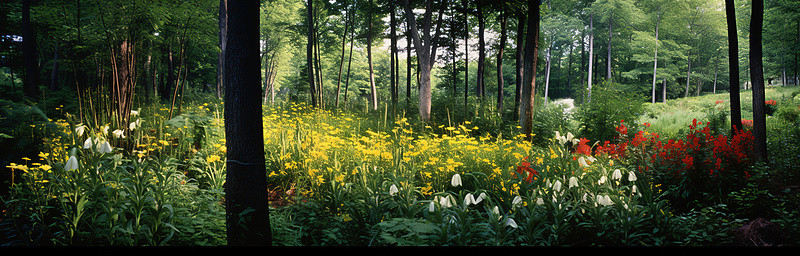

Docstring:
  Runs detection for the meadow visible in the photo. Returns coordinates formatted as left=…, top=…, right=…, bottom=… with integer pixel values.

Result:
left=2, top=86, right=800, bottom=246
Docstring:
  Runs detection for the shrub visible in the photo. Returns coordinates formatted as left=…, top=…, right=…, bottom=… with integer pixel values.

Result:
left=577, top=82, right=645, bottom=144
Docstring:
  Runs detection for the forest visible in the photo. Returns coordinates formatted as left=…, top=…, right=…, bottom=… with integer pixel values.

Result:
left=1, top=0, right=799, bottom=246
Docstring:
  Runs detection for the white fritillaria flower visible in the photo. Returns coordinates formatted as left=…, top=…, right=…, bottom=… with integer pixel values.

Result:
left=475, top=192, right=487, bottom=204
left=112, top=129, right=125, bottom=138
left=553, top=180, right=562, bottom=192
left=131, top=110, right=139, bottom=116
left=598, top=175, right=607, bottom=185
left=439, top=195, right=455, bottom=208
left=612, top=169, right=623, bottom=180
left=569, top=176, right=579, bottom=188
left=512, top=195, right=523, bottom=206
left=429, top=201, right=436, bottom=212
left=597, top=195, right=613, bottom=206
left=75, top=124, right=86, bottom=137
left=451, top=173, right=462, bottom=187
left=129, top=121, right=137, bottom=131
left=102, top=125, right=110, bottom=136
left=389, top=184, right=399, bottom=196
left=536, top=197, right=545, bottom=205
left=504, top=218, right=519, bottom=229
left=628, top=171, right=637, bottom=181
left=98, top=141, right=113, bottom=154
left=492, top=206, right=500, bottom=218
left=65, top=156, right=79, bottom=171
left=464, top=193, right=476, bottom=206
left=83, top=137, right=93, bottom=149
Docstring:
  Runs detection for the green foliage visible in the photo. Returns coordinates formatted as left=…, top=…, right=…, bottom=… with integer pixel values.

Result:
left=578, top=82, right=645, bottom=144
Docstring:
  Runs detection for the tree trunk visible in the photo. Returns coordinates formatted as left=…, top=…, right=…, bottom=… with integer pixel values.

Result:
left=391, top=1, right=398, bottom=112
left=224, top=0, right=270, bottom=245
left=519, top=0, right=540, bottom=142
left=477, top=2, right=486, bottom=98
left=514, top=10, right=525, bottom=119
left=544, top=47, right=551, bottom=105
left=684, top=57, right=691, bottom=98
left=23, top=0, right=39, bottom=100
left=335, top=4, right=350, bottom=107
left=307, top=0, right=317, bottom=107
left=587, top=10, right=594, bottom=103
left=406, top=18, right=411, bottom=107
left=217, top=0, right=227, bottom=99
left=662, top=77, right=667, bottom=102
left=750, top=0, right=767, bottom=162
left=368, top=0, right=378, bottom=111
left=403, top=0, right=444, bottom=122
left=651, top=9, right=661, bottom=103
left=497, top=7, right=507, bottom=112
left=463, top=0, right=469, bottom=109
left=606, top=12, right=613, bottom=82
left=725, top=0, right=742, bottom=132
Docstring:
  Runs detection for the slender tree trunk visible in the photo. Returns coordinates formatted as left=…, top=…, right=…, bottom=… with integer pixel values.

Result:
left=335, top=5, right=350, bottom=107
left=307, top=0, right=317, bottom=107
left=403, top=0, right=444, bottom=121
left=368, top=0, right=378, bottom=111
left=662, top=77, right=667, bottom=102
left=514, top=10, right=525, bottom=119
left=606, top=12, right=613, bottom=82
left=224, top=0, right=270, bottom=245
left=463, top=0, right=469, bottom=109
left=651, top=9, right=661, bottom=103
left=750, top=0, right=767, bottom=162
left=391, top=1, right=398, bottom=112
left=567, top=38, right=574, bottom=94
left=313, top=16, right=324, bottom=107
left=587, top=10, right=594, bottom=103
left=406, top=18, right=411, bottom=107
left=726, top=0, right=742, bottom=132
left=684, top=57, right=691, bottom=98
left=477, top=2, right=486, bottom=98
left=519, top=0, right=540, bottom=142
left=497, top=8, right=507, bottom=112
left=23, top=0, right=39, bottom=100
left=544, top=47, right=551, bottom=104
left=217, top=0, right=227, bottom=99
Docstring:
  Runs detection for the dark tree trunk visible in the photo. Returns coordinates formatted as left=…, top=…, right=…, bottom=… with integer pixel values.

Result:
left=368, top=0, right=377, bottom=111
left=463, top=0, right=469, bottom=109
left=519, top=0, right=540, bottom=142
left=23, top=0, right=39, bottom=100
left=335, top=4, right=350, bottom=107
left=725, top=0, right=742, bottom=132
left=217, top=0, right=227, bottom=99
left=390, top=1, right=398, bottom=111
left=50, top=42, right=59, bottom=91
left=224, top=0, right=270, bottom=246
left=307, top=0, right=317, bottom=107
left=497, top=7, right=507, bottom=112
left=476, top=2, right=486, bottom=98
left=750, top=0, right=767, bottom=162
left=513, top=10, right=525, bottom=119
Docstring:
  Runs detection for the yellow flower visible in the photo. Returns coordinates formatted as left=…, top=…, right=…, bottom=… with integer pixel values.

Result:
left=206, top=155, right=221, bottom=163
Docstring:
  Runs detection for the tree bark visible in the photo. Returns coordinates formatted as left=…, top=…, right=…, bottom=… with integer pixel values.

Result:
left=23, top=0, right=39, bottom=100
left=335, top=4, right=350, bottom=107
left=519, top=0, right=540, bottom=142
left=684, top=57, right=691, bottom=98
left=587, top=10, right=594, bottom=103
left=307, top=0, right=317, bottom=107
left=750, top=0, right=767, bottom=162
left=463, top=0, right=469, bottom=109
left=224, top=0, right=270, bottom=245
left=606, top=12, right=613, bottom=82
left=476, top=2, right=486, bottom=98
left=217, top=0, right=227, bottom=99
left=403, top=0, right=444, bottom=121
left=368, top=0, right=378, bottom=111
left=726, top=0, right=742, bottom=132
left=514, top=10, right=525, bottom=119
left=651, top=9, right=661, bottom=103
left=497, top=7, right=507, bottom=112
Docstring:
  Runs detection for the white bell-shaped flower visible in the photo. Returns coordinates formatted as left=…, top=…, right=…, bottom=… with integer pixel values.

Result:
left=83, top=137, right=93, bottom=149
left=65, top=156, right=79, bottom=171
left=464, top=193, right=476, bottom=206
left=112, top=129, right=125, bottom=138
left=98, top=141, right=113, bottom=154
left=389, top=184, right=399, bottom=196
left=569, top=176, right=579, bottom=188
left=75, top=124, right=86, bottom=137
left=628, top=171, right=637, bottom=181
left=504, top=218, right=519, bottom=229
left=553, top=180, right=562, bottom=192
left=450, top=173, right=462, bottom=187
left=612, top=169, right=623, bottom=180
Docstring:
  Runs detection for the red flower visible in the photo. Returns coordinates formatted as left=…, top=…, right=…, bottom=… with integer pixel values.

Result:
left=715, top=100, right=724, bottom=104
left=682, top=155, right=693, bottom=170
left=616, top=120, right=628, bottom=135
left=576, top=138, right=592, bottom=155
left=516, top=159, right=538, bottom=184
left=766, top=99, right=777, bottom=105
